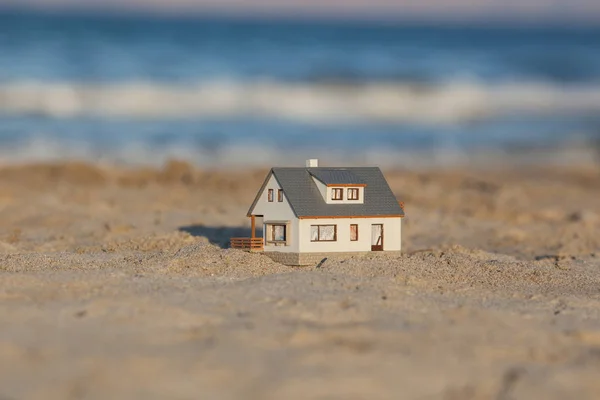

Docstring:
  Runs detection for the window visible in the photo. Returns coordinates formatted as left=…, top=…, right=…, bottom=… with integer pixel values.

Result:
left=268, top=224, right=286, bottom=242
left=350, top=224, right=358, bottom=241
left=268, top=189, right=274, bottom=202
left=348, top=188, right=359, bottom=200
left=331, top=188, right=343, bottom=201
left=311, top=225, right=337, bottom=242
left=277, top=189, right=283, bottom=202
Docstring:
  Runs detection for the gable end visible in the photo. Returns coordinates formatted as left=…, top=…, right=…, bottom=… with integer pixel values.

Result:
left=247, top=170, right=299, bottom=217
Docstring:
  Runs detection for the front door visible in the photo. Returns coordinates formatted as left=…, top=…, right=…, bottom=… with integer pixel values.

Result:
left=371, top=224, right=383, bottom=251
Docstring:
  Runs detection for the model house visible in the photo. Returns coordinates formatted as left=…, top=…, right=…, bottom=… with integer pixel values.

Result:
left=231, top=159, right=405, bottom=265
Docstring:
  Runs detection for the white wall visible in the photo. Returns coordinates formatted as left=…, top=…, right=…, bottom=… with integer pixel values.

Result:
left=251, top=174, right=299, bottom=253
left=298, top=217, right=401, bottom=253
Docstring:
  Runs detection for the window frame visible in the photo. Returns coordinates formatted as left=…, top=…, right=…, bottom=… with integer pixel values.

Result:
left=267, top=224, right=287, bottom=243
left=277, top=189, right=283, bottom=202
left=348, top=188, right=359, bottom=200
left=268, top=189, right=274, bottom=202
left=331, top=188, right=343, bottom=201
left=350, top=224, right=359, bottom=241
left=310, top=225, right=337, bottom=242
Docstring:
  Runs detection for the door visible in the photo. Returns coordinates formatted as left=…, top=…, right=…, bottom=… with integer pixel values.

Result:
left=371, top=224, right=383, bottom=251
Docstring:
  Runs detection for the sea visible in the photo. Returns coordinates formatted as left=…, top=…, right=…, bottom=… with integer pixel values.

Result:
left=1, top=11, right=599, bottom=167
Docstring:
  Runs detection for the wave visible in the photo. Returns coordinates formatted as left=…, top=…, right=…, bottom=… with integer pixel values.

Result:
left=1, top=134, right=597, bottom=168
left=1, top=80, right=600, bottom=123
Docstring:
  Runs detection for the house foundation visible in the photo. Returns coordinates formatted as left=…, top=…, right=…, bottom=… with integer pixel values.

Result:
left=264, top=251, right=403, bottom=266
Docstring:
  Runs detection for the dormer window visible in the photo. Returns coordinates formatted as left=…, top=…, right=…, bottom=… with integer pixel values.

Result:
left=348, top=188, right=359, bottom=200
left=332, top=188, right=343, bottom=201
left=308, top=169, right=366, bottom=204
left=268, top=189, right=274, bottom=202
left=278, top=189, right=283, bottom=202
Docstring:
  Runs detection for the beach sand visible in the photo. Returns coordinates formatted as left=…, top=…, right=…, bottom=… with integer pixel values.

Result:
left=1, top=161, right=600, bottom=399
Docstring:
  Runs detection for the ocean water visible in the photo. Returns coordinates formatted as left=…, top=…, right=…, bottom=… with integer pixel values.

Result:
left=0, top=11, right=599, bottom=166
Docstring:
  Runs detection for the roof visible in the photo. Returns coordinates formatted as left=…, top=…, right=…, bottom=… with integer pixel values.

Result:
left=248, top=167, right=404, bottom=218
left=308, top=169, right=365, bottom=186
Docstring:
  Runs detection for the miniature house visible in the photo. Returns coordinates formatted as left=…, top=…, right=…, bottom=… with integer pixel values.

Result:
left=231, top=159, right=405, bottom=266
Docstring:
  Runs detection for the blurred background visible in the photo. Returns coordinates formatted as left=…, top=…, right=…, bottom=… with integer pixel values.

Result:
left=0, top=0, right=599, bottom=168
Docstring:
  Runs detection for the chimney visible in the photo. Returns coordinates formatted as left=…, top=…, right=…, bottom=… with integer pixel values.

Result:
left=306, top=159, right=319, bottom=168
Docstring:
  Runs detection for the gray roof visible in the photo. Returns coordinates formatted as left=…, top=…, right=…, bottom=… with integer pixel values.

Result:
left=248, top=167, right=404, bottom=218
left=308, top=169, right=365, bottom=185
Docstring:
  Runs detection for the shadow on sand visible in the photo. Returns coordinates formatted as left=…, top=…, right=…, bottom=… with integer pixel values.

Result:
left=179, top=225, right=261, bottom=249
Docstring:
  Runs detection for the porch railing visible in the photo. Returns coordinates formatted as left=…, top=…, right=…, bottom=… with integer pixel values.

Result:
left=230, top=237, right=264, bottom=252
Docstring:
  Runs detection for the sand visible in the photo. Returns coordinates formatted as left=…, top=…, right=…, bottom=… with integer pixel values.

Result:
left=1, top=160, right=600, bottom=399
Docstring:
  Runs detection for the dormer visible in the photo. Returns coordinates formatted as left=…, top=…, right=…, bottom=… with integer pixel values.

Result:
left=308, top=167, right=366, bottom=205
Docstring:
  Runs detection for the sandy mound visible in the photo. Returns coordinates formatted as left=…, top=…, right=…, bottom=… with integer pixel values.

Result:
left=1, top=162, right=599, bottom=399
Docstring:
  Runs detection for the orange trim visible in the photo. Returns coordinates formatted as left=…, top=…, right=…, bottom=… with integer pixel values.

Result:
left=326, top=184, right=367, bottom=187
left=298, top=215, right=403, bottom=219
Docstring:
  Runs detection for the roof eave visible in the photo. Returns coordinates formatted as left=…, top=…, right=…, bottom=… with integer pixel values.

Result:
left=325, top=183, right=367, bottom=187
left=297, top=214, right=404, bottom=219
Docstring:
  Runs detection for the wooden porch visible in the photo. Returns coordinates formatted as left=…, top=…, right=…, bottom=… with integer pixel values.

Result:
left=230, top=215, right=263, bottom=252
left=230, top=237, right=264, bottom=252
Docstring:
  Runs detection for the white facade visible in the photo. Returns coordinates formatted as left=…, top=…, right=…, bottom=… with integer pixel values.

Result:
left=298, top=217, right=401, bottom=253
left=250, top=174, right=299, bottom=253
